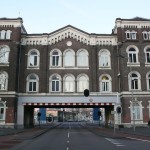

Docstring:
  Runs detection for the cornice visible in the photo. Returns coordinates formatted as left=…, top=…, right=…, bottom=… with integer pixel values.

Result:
left=21, top=25, right=117, bottom=46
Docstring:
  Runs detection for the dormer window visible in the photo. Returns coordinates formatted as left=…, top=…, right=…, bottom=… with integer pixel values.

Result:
left=0, top=30, right=12, bottom=40
left=125, top=30, right=137, bottom=40
left=142, top=31, right=150, bottom=40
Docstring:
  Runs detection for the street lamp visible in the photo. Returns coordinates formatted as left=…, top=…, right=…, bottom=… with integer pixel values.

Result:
left=117, top=54, right=137, bottom=131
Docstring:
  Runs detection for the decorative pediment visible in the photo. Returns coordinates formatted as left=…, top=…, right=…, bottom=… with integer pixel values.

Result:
left=21, top=25, right=117, bottom=46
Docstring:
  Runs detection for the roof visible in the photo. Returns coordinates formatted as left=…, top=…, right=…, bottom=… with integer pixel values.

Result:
left=116, top=17, right=150, bottom=21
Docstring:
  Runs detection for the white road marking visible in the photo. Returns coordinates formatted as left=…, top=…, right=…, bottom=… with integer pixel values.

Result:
left=105, top=138, right=125, bottom=147
left=68, top=132, right=70, bottom=138
left=127, top=137, right=150, bottom=143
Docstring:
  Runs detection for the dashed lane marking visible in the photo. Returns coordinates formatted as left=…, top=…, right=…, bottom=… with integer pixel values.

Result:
left=126, top=137, right=150, bottom=143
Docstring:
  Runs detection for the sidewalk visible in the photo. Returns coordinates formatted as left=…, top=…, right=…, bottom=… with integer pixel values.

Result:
left=117, top=127, right=150, bottom=137
left=84, top=122, right=150, bottom=138
left=0, top=123, right=59, bottom=138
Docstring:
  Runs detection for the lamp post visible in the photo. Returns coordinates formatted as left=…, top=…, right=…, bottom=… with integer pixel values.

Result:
left=117, top=53, right=137, bottom=131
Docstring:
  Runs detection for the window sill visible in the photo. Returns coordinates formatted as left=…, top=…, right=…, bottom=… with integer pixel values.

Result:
left=0, top=90, right=8, bottom=92
left=26, top=91, right=39, bottom=93
left=49, top=67, right=89, bottom=69
left=127, top=62, right=140, bottom=67
left=145, top=63, right=150, bottom=67
left=99, top=67, right=111, bottom=69
left=27, top=67, right=40, bottom=69
left=0, top=63, right=9, bottom=66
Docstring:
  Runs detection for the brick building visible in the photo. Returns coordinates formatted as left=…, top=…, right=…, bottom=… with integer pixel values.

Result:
left=0, top=17, right=150, bottom=128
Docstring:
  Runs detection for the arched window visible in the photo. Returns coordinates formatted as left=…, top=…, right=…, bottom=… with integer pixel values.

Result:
left=0, top=45, right=10, bottom=64
left=0, top=101, right=6, bottom=120
left=77, top=74, right=89, bottom=92
left=144, top=46, right=150, bottom=63
left=146, top=72, right=150, bottom=90
left=27, top=49, right=40, bottom=68
left=128, top=72, right=141, bottom=90
left=99, top=75, right=112, bottom=92
left=63, top=49, right=75, bottom=67
left=99, top=49, right=111, bottom=68
left=0, top=72, right=8, bottom=91
left=126, top=46, right=139, bottom=63
left=49, top=74, right=61, bottom=92
left=63, top=74, right=75, bottom=92
left=6, top=30, right=12, bottom=39
left=0, top=30, right=6, bottom=39
left=77, top=49, right=88, bottom=67
left=26, top=74, right=39, bottom=92
left=50, top=49, right=62, bottom=67
left=130, top=99, right=142, bottom=122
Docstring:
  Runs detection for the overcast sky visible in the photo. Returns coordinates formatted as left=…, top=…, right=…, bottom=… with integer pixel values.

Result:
left=1, top=0, right=150, bottom=34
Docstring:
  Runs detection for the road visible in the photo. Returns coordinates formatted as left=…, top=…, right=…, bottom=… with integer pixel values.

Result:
left=12, top=122, right=150, bottom=150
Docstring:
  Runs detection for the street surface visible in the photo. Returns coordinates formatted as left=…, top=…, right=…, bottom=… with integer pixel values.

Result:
left=10, top=122, right=150, bottom=150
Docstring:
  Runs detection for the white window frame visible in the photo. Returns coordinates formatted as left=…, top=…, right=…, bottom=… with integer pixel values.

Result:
left=49, top=74, right=61, bottom=92
left=63, top=49, right=75, bottom=68
left=131, top=30, right=137, bottom=40
left=63, top=74, right=75, bottom=92
left=26, top=74, right=39, bottom=92
left=125, top=30, right=137, bottom=40
left=77, top=74, right=89, bottom=92
left=142, top=31, right=148, bottom=40
left=130, top=100, right=143, bottom=123
left=6, top=30, right=12, bottom=39
left=77, top=49, right=89, bottom=68
left=126, top=45, right=139, bottom=66
left=99, top=74, right=112, bottom=92
left=50, top=49, right=62, bottom=68
left=27, top=49, right=40, bottom=68
left=0, top=30, right=6, bottom=39
left=0, top=45, right=10, bottom=64
left=146, top=72, right=150, bottom=90
left=128, top=72, right=141, bottom=91
left=144, top=46, right=150, bottom=64
left=0, top=71, right=8, bottom=91
left=99, top=49, right=111, bottom=68
left=126, top=30, right=131, bottom=39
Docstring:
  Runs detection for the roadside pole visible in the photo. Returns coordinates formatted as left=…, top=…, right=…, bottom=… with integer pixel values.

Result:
left=111, top=111, right=116, bottom=136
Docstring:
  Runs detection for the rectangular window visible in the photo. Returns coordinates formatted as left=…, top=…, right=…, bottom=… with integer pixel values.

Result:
left=52, top=56, right=59, bottom=66
left=29, top=82, right=32, bottom=91
left=126, top=33, right=130, bottom=39
left=131, top=33, right=136, bottom=39
left=56, top=81, right=59, bottom=91
left=147, top=53, right=150, bottom=63
left=102, top=82, right=109, bottom=91
left=0, top=108, right=4, bottom=114
left=131, top=79, right=138, bottom=89
left=56, top=56, right=59, bottom=66
left=52, top=81, right=55, bottom=91
left=143, top=33, right=148, bottom=40
left=133, top=106, right=140, bottom=120
left=33, top=82, right=36, bottom=91
left=34, top=56, right=37, bottom=66
left=0, top=108, right=4, bottom=119
left=129, top=54, right=137, bottom=63
left=29, top=82, right=36, bottom=91
left=29, top=55, right=38, bottom=66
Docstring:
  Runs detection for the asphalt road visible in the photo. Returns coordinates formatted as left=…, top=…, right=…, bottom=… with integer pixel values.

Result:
left=12, top=122, right=150, bottom=150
